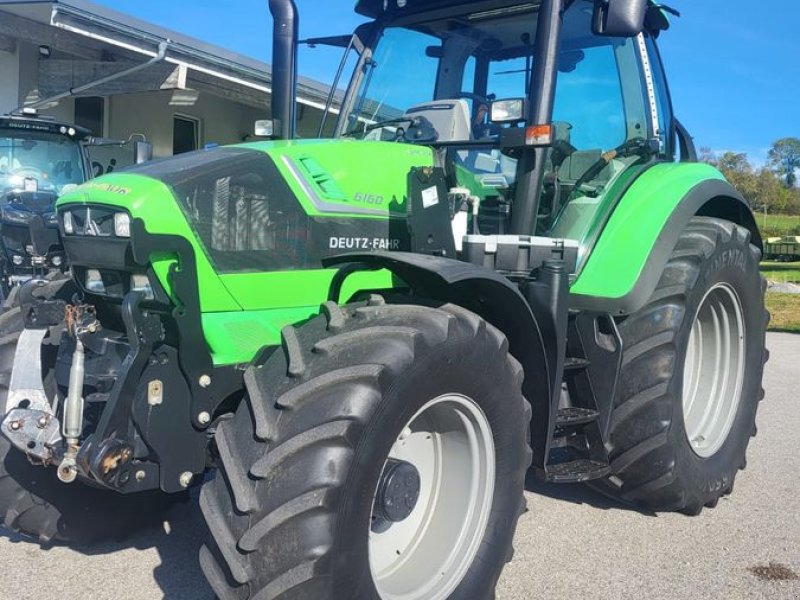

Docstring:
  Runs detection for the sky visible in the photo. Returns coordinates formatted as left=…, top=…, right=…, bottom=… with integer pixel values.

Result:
left=97, top=0, right=799, bottom=165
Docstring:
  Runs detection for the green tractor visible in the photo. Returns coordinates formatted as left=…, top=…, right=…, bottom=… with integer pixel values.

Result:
left=0, top=0, right=768, bottom=598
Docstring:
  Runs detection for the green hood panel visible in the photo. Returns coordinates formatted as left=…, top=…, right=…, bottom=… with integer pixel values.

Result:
left=244, top=139, right=435, bottom=218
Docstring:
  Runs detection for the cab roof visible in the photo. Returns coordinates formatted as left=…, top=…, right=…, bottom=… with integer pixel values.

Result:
left=356, top=0, right=538, bottom=19
left=0, top=114, right=91, bottom=141
left=355, top=0, right=675, bottom=33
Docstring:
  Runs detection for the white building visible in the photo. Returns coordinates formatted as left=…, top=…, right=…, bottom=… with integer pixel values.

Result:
left=0, top=0, right=334, bottom=171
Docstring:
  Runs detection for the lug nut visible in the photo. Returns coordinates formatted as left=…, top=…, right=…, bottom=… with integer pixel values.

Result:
left=197, top=411, right=211, bottom=425
left=135, top=470, right=146, bottom=482
left=199, top=375, right=212, bottom=388
left=9, top=421, right=21, bottom=431
left=179, top=472, right=193, bottom=488
left=37, top=416, right=49, bottom=429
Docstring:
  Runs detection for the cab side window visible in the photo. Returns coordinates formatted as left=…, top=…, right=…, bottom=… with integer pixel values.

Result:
left=553, top=39, right=640, bottom=152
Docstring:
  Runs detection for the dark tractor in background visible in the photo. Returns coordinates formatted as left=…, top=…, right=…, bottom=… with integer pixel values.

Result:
left=0, top=113, right=90, bottom=302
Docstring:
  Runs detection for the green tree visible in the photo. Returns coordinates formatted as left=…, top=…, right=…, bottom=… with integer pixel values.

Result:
left=768, top=138, right=800, bottom=188
left=716, top=151, right=758, bottom=202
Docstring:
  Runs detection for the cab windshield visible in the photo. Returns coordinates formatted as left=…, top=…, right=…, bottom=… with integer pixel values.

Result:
left=337, top=0, right=657, bottom=245
left=0, top=131, right=86, bottom=195
left=341, top=4, right=539, bottom=140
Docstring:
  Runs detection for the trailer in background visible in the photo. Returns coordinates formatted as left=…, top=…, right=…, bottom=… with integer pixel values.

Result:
left=764, top=237, right=800, bottom=262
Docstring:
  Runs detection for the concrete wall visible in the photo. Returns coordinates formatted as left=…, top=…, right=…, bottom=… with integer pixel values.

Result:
left=3, top=39, right=331, bottom=170
left=106, top=90, right=265, bottom=159
left=0, top=48, right=20, bottom=114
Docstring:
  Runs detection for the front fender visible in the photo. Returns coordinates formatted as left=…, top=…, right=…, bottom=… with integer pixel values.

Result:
left=570, top=163, right=760, bottom=315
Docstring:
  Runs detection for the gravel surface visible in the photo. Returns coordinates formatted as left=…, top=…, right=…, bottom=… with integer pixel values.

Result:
left=0, top=333, right=797, bottom=600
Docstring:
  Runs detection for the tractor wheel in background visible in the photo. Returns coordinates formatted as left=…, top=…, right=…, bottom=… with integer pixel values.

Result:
left=0, top=307, right=186, bottom=545
left=591, top=217, right=769, bottom=514
left=200, top=298, right=532, bottom=600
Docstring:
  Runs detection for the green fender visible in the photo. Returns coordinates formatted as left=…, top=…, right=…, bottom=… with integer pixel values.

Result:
left=569, top=162, right=760, bottom=315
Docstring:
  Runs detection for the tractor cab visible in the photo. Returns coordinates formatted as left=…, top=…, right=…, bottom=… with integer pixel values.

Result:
left=319, top=0, right=680, bottom=265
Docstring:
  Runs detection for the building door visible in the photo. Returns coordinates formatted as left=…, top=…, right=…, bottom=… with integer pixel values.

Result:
left=173, top=115, right=199, bottom=155
left=75, top=96, right=105, bottom=136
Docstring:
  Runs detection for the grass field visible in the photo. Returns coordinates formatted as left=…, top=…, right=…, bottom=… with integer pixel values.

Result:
left=760, top=262, right=800, bottom=332
left=761, top=261, right=800, bottom=284
left=760, top=214, right=800, bottom=238
left=766, top=293, right=800, bottom=333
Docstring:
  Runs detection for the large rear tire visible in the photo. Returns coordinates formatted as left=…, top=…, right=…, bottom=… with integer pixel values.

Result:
left=0, top=307, right=184, bottom=545
left=200, top=299, right=532, bottom=600
left=591, top=217, right=768, bottom=513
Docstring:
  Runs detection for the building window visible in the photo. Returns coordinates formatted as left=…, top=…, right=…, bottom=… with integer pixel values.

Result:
left=173, top=115, right=200, bottom=155
left=75, top=96, right=105, bottom=137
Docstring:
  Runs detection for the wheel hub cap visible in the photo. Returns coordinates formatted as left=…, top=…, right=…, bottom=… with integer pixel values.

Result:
left=373, top=459, right=421, bottom=523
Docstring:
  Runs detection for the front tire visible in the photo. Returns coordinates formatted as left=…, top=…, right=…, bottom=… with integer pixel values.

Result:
left=592, top=217, right=768, bottom=513
left=200, top=299, right=531, bottom=600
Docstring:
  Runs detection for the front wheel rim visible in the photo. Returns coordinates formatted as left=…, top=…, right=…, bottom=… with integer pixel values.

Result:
left=368, top=393, right=495, bottom=600
left=682, top=282, right=746, bottom=458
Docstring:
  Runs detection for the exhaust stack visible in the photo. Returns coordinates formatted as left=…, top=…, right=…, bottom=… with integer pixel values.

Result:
left=269, top=0, right=299, bottom=140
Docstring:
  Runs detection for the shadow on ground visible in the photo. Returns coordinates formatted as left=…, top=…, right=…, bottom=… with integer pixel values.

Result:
left=524, top=470, right=657, bottom=516
left=0, top=487, right=214, bottom=600
left=0, top=471, right=657, bottom=599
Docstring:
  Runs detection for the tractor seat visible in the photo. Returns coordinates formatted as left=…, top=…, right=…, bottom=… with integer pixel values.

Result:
left=403, top=99, right=473, bottom=142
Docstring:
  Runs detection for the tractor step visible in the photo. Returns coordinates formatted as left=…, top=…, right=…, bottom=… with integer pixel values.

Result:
left=546, top=459, right=610, bottom=483
left=555, top=407, right=599, bottom=428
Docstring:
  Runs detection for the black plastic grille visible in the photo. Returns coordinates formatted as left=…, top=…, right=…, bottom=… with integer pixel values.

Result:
left=63, top=206, right=118, bottom=238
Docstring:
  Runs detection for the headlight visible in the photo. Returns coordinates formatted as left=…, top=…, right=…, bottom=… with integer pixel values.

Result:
left=114, top=212, right=131, bottom=237
left=130, top=273, right=154, bottom=300
left=63, top=211, right=75, bottom=235
left=85, top=269, right=105, bottom=293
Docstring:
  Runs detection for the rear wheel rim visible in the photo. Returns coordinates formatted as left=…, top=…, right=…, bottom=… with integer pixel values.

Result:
left=368, top=393, right=495, bottom=600
left=682, top=282, right=746, bottom=458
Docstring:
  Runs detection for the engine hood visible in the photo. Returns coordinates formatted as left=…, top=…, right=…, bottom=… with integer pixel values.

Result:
left=56, top=139, right=436, bottom=315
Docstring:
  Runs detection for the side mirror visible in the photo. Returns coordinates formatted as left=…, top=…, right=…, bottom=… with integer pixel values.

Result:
left=490, top=99, right=526, bottom=124
left=134, top=141, right=153, bottom=164
left=592, top=0, right=648, bottom=37
left=255, top=119, right=275, bottom=138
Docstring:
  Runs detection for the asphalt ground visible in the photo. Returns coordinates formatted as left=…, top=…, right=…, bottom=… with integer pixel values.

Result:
left=0, top=333, right=798, bottom=600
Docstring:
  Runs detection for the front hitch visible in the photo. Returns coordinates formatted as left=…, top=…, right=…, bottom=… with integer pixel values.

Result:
left=1, top=282, right=100, bottom=481
left=1, top=281, right=65, bottom=465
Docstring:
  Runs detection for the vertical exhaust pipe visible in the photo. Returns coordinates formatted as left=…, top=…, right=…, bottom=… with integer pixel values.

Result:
left=269, top=0, right=299, bottom=140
